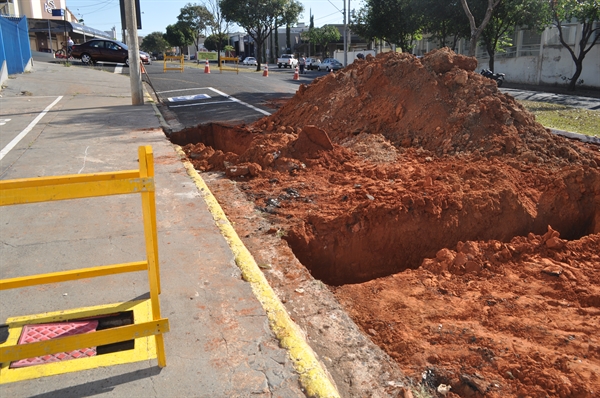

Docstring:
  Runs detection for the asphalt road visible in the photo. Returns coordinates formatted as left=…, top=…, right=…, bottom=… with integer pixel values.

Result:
left=142, top=62, right=328, bottom=128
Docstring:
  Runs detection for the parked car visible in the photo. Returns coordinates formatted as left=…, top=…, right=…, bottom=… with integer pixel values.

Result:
left=140, top=51, right=151, bottom=65
left=306, top=58, right=321, bottom=70
left=71, top=39, right=136, bottom=66
left=318, top=58, right=343, bottom=71
left=243, top=56, right=257, bottom=65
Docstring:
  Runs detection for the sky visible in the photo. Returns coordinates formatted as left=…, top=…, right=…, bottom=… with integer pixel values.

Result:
left=65, top=0, right=362, bottom=37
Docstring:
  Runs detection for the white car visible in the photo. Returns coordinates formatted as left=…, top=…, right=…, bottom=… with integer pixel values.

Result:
left=243, top=57, right=257, bottom=65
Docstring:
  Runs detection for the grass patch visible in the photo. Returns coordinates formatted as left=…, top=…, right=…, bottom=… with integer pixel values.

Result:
left=519, top=100, right=600, bottom=137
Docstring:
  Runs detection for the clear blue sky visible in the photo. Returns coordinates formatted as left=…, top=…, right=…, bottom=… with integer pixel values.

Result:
left=65, top=0, right=361, bottom=37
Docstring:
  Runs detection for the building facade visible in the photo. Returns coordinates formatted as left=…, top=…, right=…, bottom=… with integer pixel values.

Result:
left=1, top=0, right=114, bottom=53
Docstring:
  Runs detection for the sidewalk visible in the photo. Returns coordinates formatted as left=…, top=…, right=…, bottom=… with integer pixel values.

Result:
left=0, top=60, right=327, bottom=397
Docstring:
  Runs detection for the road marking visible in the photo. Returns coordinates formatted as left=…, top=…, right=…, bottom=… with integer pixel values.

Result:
left=0, top=119, right=11, bottom=126
left=168, top=93, right=211, bottom=102
left=208, top=87, right=271, bottom=116
left=114, top=65, right=124, bottom=74
left=0, top=96, right=63, bottom=161
left=170, top=100, right=235, bottom=108
left=155, top=87, right=210, bottom=94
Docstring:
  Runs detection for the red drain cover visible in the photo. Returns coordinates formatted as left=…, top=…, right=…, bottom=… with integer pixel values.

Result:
left=10, top=320, right=98, bottom=368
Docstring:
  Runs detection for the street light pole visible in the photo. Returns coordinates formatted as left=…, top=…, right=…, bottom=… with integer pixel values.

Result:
left=124, top=0, right=143, bottom=105
left=343, top=0, right=347, bottom=66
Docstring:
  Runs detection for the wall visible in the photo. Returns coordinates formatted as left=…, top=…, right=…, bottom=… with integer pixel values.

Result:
left=0, top=16, right=33, bottom=85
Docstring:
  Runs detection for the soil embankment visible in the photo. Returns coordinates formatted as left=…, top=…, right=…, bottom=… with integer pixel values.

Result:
left=172, top=48, right=600, bottom=397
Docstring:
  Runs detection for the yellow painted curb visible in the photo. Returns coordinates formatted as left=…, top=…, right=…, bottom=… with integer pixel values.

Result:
left=174, top=146, right=340, bottom=398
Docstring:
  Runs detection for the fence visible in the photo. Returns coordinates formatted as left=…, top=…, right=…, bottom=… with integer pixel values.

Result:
left=163, top=54, right=184, bottom=72
left=0, top=146, right=169, bottom=374
left=219, top=56, right=239, bottom=74
left=0, top=16, right=32, bottom=75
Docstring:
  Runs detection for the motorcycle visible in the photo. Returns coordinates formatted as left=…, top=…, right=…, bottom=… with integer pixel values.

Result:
left=480, top=69, right=505, bottom=87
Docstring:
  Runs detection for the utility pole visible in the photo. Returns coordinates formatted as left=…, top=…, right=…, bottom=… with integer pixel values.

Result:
left=124, top=0, right=143, bottom=105
left=343, top=0, right=347, bottom=66
left=347, top=0, right=351, bottom=60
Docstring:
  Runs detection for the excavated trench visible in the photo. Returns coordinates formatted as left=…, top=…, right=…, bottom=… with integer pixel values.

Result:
left=170, top=123, right=600, bottom=286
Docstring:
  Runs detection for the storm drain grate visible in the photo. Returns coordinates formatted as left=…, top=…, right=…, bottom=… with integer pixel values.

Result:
left=10, top=321, right=98, bottom=368
left=8, top=311, right=136, bottom=368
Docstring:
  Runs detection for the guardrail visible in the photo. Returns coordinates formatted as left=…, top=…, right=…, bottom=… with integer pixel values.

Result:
left=219, top=56, right=239, bottom=74
left=0, top=146, right=169, bottom=369
left=163, top=54, right=184, bottom=73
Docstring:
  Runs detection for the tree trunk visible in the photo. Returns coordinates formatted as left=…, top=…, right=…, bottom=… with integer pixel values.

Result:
left=568, top=62, right=583, bottom=91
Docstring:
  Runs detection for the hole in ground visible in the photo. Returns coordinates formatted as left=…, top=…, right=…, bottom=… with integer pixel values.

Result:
left=171, top=124, right=600, bottom=286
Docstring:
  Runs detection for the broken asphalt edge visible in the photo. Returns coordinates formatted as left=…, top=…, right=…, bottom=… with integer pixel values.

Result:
left=173, top=144, right=340, bottom=398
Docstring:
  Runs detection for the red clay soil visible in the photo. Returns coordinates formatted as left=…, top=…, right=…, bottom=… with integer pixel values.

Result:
left=172, top=48, right=600, bottom=397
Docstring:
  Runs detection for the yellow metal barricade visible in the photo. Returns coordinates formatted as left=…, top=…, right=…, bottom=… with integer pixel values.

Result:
left=0, top=146, right=169, bottom=370
left=219, top=56, right=239, bottom=74
left=163, top=54, right=184, bottom=72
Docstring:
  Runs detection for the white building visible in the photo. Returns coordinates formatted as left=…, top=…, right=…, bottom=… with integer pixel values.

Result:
left=412, top=23, right=600, bottom=88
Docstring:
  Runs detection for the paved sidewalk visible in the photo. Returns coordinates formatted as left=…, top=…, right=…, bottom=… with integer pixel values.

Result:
left=0, top=60, right=315, bottom=397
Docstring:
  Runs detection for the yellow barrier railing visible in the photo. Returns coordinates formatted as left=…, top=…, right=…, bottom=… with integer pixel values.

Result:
left=163, top=54, right=184, bottom=72
left=219, top=56, right=239, bottom=74
left=0, top=146, right=168, bottom=368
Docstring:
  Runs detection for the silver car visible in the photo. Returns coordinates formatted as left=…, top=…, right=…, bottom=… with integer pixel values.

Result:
left=318, top=58, right=343, bottom=71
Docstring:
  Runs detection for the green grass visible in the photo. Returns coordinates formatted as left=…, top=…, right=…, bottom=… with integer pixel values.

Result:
left=518, top=100, right=600, bottom=137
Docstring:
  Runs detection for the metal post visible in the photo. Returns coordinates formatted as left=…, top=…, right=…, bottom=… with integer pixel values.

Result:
left=347, top=0, right=351, bottom=62
left=343, top=0, right=347, bottom=66
left=124, top=0, right=143, bottom=105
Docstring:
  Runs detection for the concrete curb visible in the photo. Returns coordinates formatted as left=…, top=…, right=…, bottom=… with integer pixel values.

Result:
left=550, top=128, right=600, bottom=145
left=174, top=145, right=340, bottom=398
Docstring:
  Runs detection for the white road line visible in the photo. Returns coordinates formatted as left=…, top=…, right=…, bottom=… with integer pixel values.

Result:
left=170, top=100, right=235, bottom=108
left=208, top=87, right=271, bottom=116
left=114, top=65, right=124, bottom=74
left=0, top=96, right=63, bottom=161
left=155, top=87, right=211, bottom=94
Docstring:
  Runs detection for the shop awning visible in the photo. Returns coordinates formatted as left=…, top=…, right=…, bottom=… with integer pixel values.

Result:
left=27, top=19, right=113, bottom=40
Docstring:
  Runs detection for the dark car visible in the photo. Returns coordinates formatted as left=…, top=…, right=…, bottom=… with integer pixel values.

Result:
left=71, top=39, right=131, bottom=66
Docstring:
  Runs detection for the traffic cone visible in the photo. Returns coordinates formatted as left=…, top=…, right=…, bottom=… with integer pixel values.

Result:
left=204, top=59, right=210, bottom=74
left=293, top=66, right=299, bottom=80
left=140, top=61, right=146, bottom=74
left=330, top=68, right=334, bottom=75
left=263, top=64, right=268, bottom=77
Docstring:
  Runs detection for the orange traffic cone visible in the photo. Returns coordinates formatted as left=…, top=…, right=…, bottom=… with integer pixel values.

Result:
left=204, top=59, right=210, bottom=74
left=293, top=66, right=299, bottom=80
left=140, top=61, right=146, bottom=74
left=263, top=64, right=269, bottom=77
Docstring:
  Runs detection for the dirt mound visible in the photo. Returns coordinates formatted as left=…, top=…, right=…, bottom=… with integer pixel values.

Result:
left=173, top=47, right=600, bottom=396
left=257, top=48, right=597, bottom=167
left=334, top=228, right=600, bottom=397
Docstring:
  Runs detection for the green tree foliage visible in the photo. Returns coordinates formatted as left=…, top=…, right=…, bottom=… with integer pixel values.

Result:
left=460, top=0, right=502, bottom=56
left=203, top=33, right=229, bottom=52
left=221, top=0, right=303, bottom=70
left=550, top=0, right=600, bottom=91
left=141, top=31, right=170, bottom=55
left=178, top=3, right=214, bottom=57
left=352, top=0, right=421, bottom=52
left=415, top=0, right=470, bottom=50
left=164, top=22, right=194, bottom=53
left=306, top=25, right=341, bottom=57
left=480, top=0, right=550, bottom=71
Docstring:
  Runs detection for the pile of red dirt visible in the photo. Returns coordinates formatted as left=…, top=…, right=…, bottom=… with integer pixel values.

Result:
left=173, top=48, right=600, bottom=397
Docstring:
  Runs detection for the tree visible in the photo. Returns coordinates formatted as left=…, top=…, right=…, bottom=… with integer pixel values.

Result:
left=352, top=0, right=422, bottom=52
left=415, top=0, right=470, bottom=50
left=460, top=0, right=502, bottom=56
left=178, top=3, right=214, bottom=61
left=141, top=31, right=170, bottom=55
left=480, top=0, right=550, bottom=71
left=204, top=0, right=233, bottom=62
left=204, top=33, right=229, bottom=52
left=550, top=0, right=600, bottom=91
left=221, top=0, right=304, bottom=71
left=307, top=25, right=341, bottom=57
left=164, top=22, right=194, bottom=54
